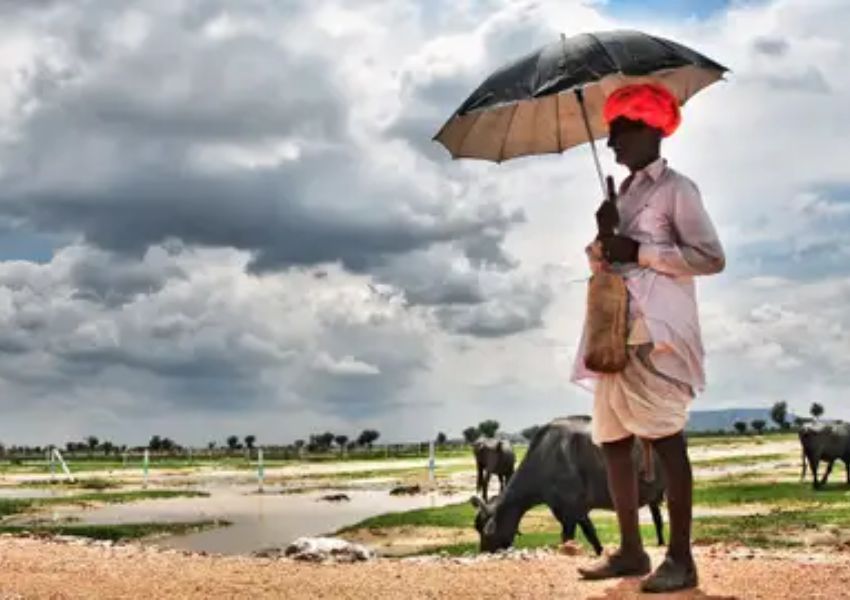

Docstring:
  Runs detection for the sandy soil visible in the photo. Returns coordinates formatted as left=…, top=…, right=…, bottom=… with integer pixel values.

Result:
left=1, top=536, right=848, bottom=599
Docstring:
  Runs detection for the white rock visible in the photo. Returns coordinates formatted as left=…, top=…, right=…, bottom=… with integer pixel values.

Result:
left=283, top=537, right=374, bottom=563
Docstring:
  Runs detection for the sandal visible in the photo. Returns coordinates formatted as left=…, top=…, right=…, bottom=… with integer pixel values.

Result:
left=578, top=550, right=651, bottom=581
left=640, top=555, right=698, bottom=593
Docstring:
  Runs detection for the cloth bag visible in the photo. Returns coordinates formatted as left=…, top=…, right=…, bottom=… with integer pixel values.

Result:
left=582, top=269, right=628, bottom=373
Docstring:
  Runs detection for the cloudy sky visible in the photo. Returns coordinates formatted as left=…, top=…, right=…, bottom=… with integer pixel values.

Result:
left=0, top=0, right=847, bottom=446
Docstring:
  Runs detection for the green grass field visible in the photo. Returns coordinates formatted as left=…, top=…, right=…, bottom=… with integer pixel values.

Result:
left=335, top=433, right=845, bottom=556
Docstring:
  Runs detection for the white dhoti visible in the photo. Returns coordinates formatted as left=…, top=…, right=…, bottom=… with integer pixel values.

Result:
left=592, top=319, right=694, bottom=446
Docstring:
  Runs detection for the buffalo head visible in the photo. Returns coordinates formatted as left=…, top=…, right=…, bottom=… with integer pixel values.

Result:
left=470, top=495, right=514, bottom=552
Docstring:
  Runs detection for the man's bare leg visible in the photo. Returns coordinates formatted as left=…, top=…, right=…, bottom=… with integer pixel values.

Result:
left=578, top=436, right=650, bottom=579
left=641, top=431, right=697, bottom=593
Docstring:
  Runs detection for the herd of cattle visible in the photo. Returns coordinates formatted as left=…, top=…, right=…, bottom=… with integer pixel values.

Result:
left=468, top=416, right=850, bottom=552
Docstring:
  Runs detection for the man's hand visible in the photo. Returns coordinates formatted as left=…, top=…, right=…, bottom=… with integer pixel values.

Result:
left=600, top=235, right=639, bottom=264
left=595, top=201, right=619, bottom=237
left=595, top=175, right=620, bottom=237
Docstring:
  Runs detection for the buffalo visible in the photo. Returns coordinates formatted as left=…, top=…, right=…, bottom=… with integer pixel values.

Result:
left=471, top=416, right=666, bottom=555
left=473, top=437, right=516, bottom=502
left=799, top=420, right=850, bottom=489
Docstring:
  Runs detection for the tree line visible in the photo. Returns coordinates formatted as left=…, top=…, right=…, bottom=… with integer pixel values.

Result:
left=733, top=401, right=826, bottom=435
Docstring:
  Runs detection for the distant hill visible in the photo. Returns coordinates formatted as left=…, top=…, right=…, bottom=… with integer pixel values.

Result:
left=686, top=408, right=798, bottom=432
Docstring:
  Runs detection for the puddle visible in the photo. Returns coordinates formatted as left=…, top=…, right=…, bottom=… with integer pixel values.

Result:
left=38, top=485, right=469, bottom=555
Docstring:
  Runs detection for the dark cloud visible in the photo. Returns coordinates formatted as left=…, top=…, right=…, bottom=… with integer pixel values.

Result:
left=0, top=0, right=527, bottom=309
left=759, top=66, right=831, bottom=94
left=752, top=36, right=789, bottom=57
left=0, top=245, right=433, bottom=417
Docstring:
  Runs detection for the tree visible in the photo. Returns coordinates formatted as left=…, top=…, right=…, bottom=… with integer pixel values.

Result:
left=334, top=435, right=349, bottom=449
left=357, top=429, right=380, bottom=448
left=207, top=441, right=217, bottom=450
left=751, top=419, right=766, bottom=434
left=226, top=435, right=240, bottom=451
left=293, top=439, right=305, bottom=450
left=770, top=401, right=788, bottom=430
left=101, top=441, right=115, bottom=456
left=462, top=427, right=480, bottom=444
left=521, top=425, right=541, bottom=441
left=435, top=432, right=447, bottom=446
left=149, top=435, right=163, bottom=451
left=733, top=421, right=747, bottom=435
left=478, top=420, right=500, bottom=438
left=811, top=403, right=824, bottom=419
left=86, top=436, right=99, bottom=452
left=244, top=435, right=256, bottom=450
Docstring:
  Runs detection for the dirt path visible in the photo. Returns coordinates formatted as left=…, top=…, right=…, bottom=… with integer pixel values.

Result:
left=1, top=537, right=847, bottom=599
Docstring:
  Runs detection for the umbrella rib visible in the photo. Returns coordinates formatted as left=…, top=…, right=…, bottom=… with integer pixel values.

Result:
left=497, top=103, right=520, bottom=162
left=555, top=93, right=562, bottom=152
left=453, top=111, right=484, bottom=158
left=587, top=32, right=620, bottom=73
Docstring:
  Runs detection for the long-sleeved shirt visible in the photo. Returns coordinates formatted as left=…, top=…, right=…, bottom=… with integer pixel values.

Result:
left=571, top=157, right=725, bottom=393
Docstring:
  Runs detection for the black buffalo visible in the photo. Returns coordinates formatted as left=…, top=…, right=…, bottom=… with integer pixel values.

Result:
left=471, top=416, right=666, bottom=555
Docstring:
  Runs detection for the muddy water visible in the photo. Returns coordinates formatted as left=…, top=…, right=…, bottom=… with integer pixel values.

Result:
left=46, top=486, right=469, bottom=555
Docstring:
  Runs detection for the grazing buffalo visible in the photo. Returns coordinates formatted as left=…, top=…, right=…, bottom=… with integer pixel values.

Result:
left=799, top=420, right=850, bottom=489
left=473, top=438, right=516, bottom=502
left=471, top=416, right=666, bottom=555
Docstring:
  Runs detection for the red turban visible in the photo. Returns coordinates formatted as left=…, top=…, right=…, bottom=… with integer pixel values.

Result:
left=602, top=83, right=681, bottom=137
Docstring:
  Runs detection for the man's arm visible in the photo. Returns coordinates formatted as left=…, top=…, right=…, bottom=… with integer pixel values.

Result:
left=637, top=180, right=725, bottom=277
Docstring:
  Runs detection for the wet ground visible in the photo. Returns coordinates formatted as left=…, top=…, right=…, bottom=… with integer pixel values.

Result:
left=34, top=485, right=468, bottom=554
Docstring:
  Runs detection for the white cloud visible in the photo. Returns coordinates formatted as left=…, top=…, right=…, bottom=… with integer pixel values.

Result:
left=0, top=0, right=849, bottom=444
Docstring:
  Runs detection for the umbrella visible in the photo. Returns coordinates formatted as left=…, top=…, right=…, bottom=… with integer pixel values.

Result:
left=433, top=29, right=728, bottom=196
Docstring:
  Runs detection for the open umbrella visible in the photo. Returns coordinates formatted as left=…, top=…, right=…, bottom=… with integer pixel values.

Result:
left=433, top=29, right=728, bottom=196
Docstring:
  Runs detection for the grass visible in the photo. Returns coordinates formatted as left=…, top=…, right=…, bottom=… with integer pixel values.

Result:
left=693, top=479, right=850, bottom=506
left=691, top=453, right=791, bottom=468
left=0, top=490, right=208, bottom=518
left=340, top=468, right=850, bottom=556
left=338, top=500, right=476, bottom=532
left=0, top=447, right=493, bottom=474
left=0, top=520, right=228, bottom=541
left=686, top=432, right=797, bottom=448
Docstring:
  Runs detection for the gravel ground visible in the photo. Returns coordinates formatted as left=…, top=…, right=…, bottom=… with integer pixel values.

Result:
left=1, top=536, right=848, bottom=599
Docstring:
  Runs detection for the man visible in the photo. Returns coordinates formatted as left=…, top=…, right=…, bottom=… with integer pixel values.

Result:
left=571, top=83, right=725, bottom=593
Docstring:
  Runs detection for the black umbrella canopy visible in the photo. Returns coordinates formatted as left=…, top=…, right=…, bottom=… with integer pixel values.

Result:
left=434, top=30, right=728, bottom=163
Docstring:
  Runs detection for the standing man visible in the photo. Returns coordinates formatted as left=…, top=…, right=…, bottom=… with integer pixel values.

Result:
left=572, top=83, right=725, bottom=593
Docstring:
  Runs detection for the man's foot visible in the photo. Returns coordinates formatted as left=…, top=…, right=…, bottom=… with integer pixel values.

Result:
left=639, top=555, right=698, bottom=593
left=578, top=550, right=651, bottom=581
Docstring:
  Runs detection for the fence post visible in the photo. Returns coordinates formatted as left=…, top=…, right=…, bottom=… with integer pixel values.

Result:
left=143, top=449, right=149, bottom=489
left=428, top=440, right=435, bottom=483
left=257, top=448, right=265, bottom=493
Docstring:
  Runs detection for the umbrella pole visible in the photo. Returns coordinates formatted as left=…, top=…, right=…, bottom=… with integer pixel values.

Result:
left=574, top=88, right=608, bottom=199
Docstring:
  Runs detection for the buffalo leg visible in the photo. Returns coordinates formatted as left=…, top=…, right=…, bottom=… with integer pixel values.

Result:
left=845, top=459, right=850, bottom=486
left=649, top=502, right=665, bottom=546
left=559, top=516, right=577, bottom=543
left=481, top=472, right=491, bottom=502
left=577, top=516, right=603, bottom=556
left=821, top=459, right=835, bottom=488
left=810, top=457, right=821, bottom=489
